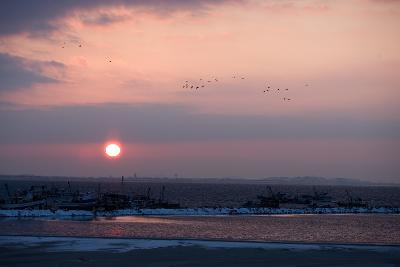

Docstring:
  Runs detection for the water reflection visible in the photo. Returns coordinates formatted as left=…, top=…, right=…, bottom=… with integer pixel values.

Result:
left=0, top=216, right=94, bottom=222
left=93, top=216, right=187, bottom=224
left=0, top=215, right=399, bottom=245
left=0, top=215, right=191, bottom=224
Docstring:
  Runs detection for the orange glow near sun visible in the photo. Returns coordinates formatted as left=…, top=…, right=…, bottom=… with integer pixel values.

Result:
left=105, top=143, right=121, bottom=158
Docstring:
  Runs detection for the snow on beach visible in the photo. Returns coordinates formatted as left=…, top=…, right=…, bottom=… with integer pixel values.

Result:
left=1, top=235, right=400, bottom=253
left=0, top=207, right=399, bottom=217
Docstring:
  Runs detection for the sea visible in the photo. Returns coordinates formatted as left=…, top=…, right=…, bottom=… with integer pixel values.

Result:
left=1, top=214, right=399, bottom=245
left=1, top=178, right=400, bottom=245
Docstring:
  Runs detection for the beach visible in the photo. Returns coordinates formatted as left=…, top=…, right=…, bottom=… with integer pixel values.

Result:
left=1, top=236, right=400, bottom=267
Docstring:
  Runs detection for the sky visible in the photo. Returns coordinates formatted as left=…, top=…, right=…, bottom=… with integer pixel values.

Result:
left=0, top=0, right=399, bottom=182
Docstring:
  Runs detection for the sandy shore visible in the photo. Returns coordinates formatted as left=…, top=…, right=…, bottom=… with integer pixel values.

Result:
left=1, top=236, right=400, bottom=267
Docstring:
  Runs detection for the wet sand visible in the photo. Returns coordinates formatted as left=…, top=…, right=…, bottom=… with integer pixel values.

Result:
left=1, top=236, right=400, bottom=267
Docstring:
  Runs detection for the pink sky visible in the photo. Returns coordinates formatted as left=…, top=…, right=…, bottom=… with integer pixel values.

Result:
left=0, top=0, right=399, bottom=181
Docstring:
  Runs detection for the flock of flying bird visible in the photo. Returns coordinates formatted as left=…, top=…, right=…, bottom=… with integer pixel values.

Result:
left=61, top=41, right=309, bottom=101
left=263, top=84, right=292, bottom=101
left=61, top=42, right=112, bottom=62
left=182, top=75, right=310, bottom=102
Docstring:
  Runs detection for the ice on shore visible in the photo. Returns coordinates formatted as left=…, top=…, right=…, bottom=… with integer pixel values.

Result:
left=0, top=207, right=398, bottom=217
left=1, top=235, right=399, bottom=253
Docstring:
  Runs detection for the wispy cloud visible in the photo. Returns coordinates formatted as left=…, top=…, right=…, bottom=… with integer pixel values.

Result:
left=80, top=13, right=131, bottom=26
left=0, top=53, right=65, bottom=92
left=0, top=0, right=241, bottom=36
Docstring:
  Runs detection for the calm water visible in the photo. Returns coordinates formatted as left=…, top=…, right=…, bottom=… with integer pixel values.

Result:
left=1, top=214, right=399, bottom=245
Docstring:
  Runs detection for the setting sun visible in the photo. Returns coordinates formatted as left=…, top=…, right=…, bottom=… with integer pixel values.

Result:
left=105, top=143, right=121, bottom=158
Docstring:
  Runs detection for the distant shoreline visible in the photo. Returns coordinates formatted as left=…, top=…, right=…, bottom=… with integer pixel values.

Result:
left=1, top=174, right=399, bottom=186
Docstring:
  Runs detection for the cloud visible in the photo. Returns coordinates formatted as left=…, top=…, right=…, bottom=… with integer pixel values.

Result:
left=0, top=53, right=64, bottom=92
left=80, top=13, right=130, bottom=26
left=0, top=0, right=240, bottom=36
left=0, top=102, right=398, bottom=144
